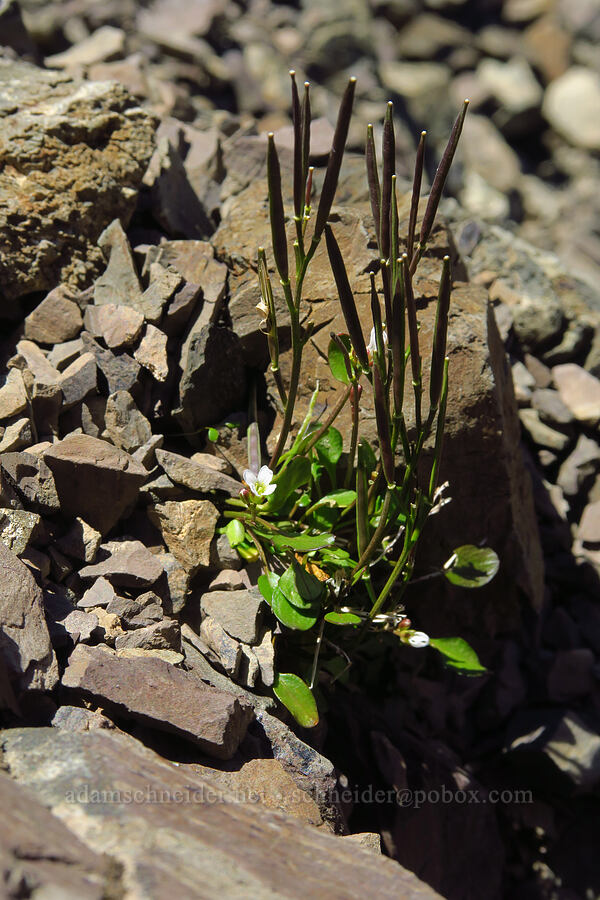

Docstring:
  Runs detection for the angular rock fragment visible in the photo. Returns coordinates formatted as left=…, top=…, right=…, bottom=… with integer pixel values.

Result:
left=94, top=219, right=143, bottom=310
left=0, top=451, right=60, bottom=513
left=139, top=264, right=183, bottom=323
left=44, top=434, right=147, bottom=534
left=0, top=543, right=58, bottom=693
left=134, top=324, right=170, bottom=381
left=62, top=644, right=253, bottom=759
left=148, top=499, right=218, bottom=573
left=0, top=368, right=27, bottom=419
left=79, top=540, right=164, bottom=588
left=104, top=390, right=152, bottom=453
left=155, top=448, right=240, bottom=494
left=115, top=618, right=181, bottom=652
left=81, top=333, right=141, bottom=395
left=47, top=338, right=85, bottom=371
left=0, top=416, right=32, bottom=452
left=24, top=285, right=83, bottom=345
left=200, top=616, right=242, bottom=677
left=55, top=517, right=102, bottom=563
left=45, top=25, right=126, bottom=69
left=106, top=591, right=163, bottom=627
left=84, top=303, right=144, bottom=349
left=553, top=364, right=600, bottom=425
left=201, top=589, right=264, bottom=644
left=58, top=353, right=97, bottom=409
left=0, top=508, right=44, bottom=555
left=78, top=576, right=117, bottom=610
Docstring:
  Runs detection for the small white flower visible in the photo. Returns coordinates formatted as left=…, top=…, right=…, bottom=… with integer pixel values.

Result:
left=243, top=465, right=276, bottom=498
left=408, top=631, right=430, bottom=648
left=367, top=326, right=388, bottom=357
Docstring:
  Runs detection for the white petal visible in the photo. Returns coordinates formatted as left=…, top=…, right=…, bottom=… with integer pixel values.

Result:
left=408, top=631, right=430, bottom=648
left=262, top=483, right=277, bottom=495
left=243, top=470, right=257, bottom=487
left=257, top=465, right=274, bottom=484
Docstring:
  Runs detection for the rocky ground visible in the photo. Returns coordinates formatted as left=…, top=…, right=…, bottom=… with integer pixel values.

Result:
left=1, top=1, right=600, bottom=899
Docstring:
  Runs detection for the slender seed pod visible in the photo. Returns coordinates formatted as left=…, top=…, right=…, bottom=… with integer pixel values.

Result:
left=390, top=174, right=399, bottom=280
left=429, top=357, right=449, bottom=500
left=356, top=447, right=369, bottom=557
left=305, top=166, right=314, bottom=209
left=301, top=82, right=311, bottom=192
left=429, top=255, right=452, bottom=410
left=373, top=364, right=395, bottom=486
left=366, top=123, right=381, bottom=250
left=407, top=131, right=426, bottom=261
left=313, top=77, right=356, bottom=243
left=290, top=71, right=303, bottom=221
left=325, top=224, right=369, bottom=368
left=419, top=100, right=468, bottom=248
left=267, top=133, right=289, bottom=282
left=380, top=101, right=395, bottom=262
left=403, top=254, right=420, bottom=389
left=370, top=272, right=386, bottom=378
left=390, top=260, right=405, bottom=417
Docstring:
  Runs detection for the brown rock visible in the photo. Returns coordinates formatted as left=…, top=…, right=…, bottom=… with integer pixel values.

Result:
left=62, top=644, right=253, bottom=759
left=115, top=618, right=181, bottom=652
left=58, top=352, right=97, bottom=408
left=13, top=340, right=61, bottom=387
left=201, top=589, right=264, bottom=644
left=78, top=539, right=164, bottom=588
left=200, top=616, right=242, bottom=677
left=77, top=576, right=117, bottom=609
left=104, top=390, right=152, bottom=453
left=0, top=369, right=27, bottom=419
left=24, top=285, right=83, bottom=344
left=84, top=302, right=144, bottom=349
left=553, top=363, right=600, bottom=424
left=55, top=517, right=102, bottom=563
left=0, top=542, right=59, bottom=693
left=134, top=324, right=169, bottom=381
left=148, top=499, right=218, bottom=573
left=155, top=448, right=241, bottom=495
left=44, top=434, right=147, bottom=534
left=0, top=416, right=32, bottom=452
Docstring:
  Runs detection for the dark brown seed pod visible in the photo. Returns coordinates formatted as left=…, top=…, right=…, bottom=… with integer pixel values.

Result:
left=302, top=81, right=311, bottom=192
left=370, top=271, right=386, bottom=376
left=366, top=124, right=381, bottom=249
left=429, top=255, right=452, bottom=410
left=419, top=100, right=469, bottom=248
left=313, top=77, right=356, bottom=243
left=380, top=101, right=395, bottom=262
left=402, top=254, right=420, bottom=391
left=407, top=131, right=426, bottom=261
left=373, top=364, right=395, bottom=486
left=390, top=261, right=405, bottom=415
left=267, top=133, right=289, bottom=282
left=290, top=71, right=303, bottom=220
left=325, top=224, right=369, bottom=368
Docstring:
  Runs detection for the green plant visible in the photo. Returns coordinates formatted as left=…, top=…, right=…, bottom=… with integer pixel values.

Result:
left=224, top=73, right=498, bottom=726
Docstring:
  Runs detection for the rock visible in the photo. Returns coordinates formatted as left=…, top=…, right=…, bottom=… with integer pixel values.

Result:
left=0, top=542, right=58, bottom=693
left=530, top=388, right=574, bottom=426
left=253, top=628, right=275, bottom=687
left=80, top=333, right=141, bottom=395
left=344, top=832, right=382, bottom=854
left=84, top=302, right=144, bottom=349
left=77, top=576, right=117, bottom=609
left=144, top=137, right=214, bottom=240
left=552, top=363, right=600, bottom=424
left=191, top=452, right=231, bottom=473
left=132, top=433, right=164, bottom=469
left=45, top=25, right=126, bottom=69
left=139, top=264, right=184, bottom=324
left=58, top=352, right=97, bottom=409
left=0, top=768, right=111, bottom=899
left=0, top=416, right=32, bottom=452
left=0, top=59, right=156, bottom=303
left=512, top=295, right=565, bottom=352
left=106, top=591, right=163, bottom=628
left=155, top=448, right=241, bottom=495
left=200, top=616, right=242, bottom=677
left=44, top=585, right=99, bottom=648
left=52, top=704, right=116, bottom=731
left=557, top=435, right=600, bottom=497
left=91, top=608, right=123, bottom=645
left=44, top=434, right=147, bottom=534
left=55, top=517, right=102, bottom=563
left=0, top=508, right=44, bottom=555
left=518, top=408, right=570, bottom=452
left=459, top=115, right=521, bottom=194
left=79, top=539, right=164, bottom=589
left=104, top=390, right=152, bottom=453
left=211, top=532, right=243, bottom=571
left=134, top=324, right=169, bottom=381
left=158, top=551, right=190, bottom=614
left=201, top=589, right=264, bottom=644
left=117, top=647, right=184, bottom=665
left=148, top=239, right=227, bottom=303
left=395, top=12, right=470, bottom=58
left=47, top=337, right=85, bottom=371
left=522, top=15, right=571, bottom=84
left=0, top=368, right=27, bottom=419
left=163, top=281, right=202, bottom=336
left=578, top=500, right=600, bottom=545
left=24, top=285, right=83, bottom=345
left=541, top=319, right=593, bottom=366
left=208, top=569, right=251, bottom=591
left=511, top=359, right=536, bottom=404
left=503, top=0, right=553, bottom=22
left=543, top=67, right=600, bottom=150
left=1, top=727, right=436, bottom=897
left=0, top=451, right=60, bottom=513
left=62, top=644, right=253, bottom=759
left=476, top=56, right=543, bottom=120
left=12, top=340, right=61, bottom=387
left=115, top=618, right=181, bottom=652
left=148, top=499, right=219, bottom=574
left=93, top=218, right=143, bottom=310
left=174, top=323, right=247, bottom=441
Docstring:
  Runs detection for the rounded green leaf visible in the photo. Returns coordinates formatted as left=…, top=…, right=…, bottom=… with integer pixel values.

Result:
left=429, top=637, right=487, bottom=674
left=273, top=673, right=319, bottom=728
left=271, top=587, right=318, bottom=630
left=279, top=561, right=323, bottom=609
left=316, top=427, right=343, bottom=466
left=225, top=519, right=245, bottom=548
left=257, top=571, right=279, bottom=607
left=328, top=335, right=352, bottom=384
left=268, top=531, right=336, bottom=552
left=324, top=611, right=361, bottom=626
left=443, top=545, right=499, bottom=588
left=207, top=427, right=219, bottom=442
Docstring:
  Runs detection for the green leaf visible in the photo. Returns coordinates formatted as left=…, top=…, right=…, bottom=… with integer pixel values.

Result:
left=273, top=673, right=319, bottom=728
left=266, top=457, right=311, bottom=513
left=315, top=427, right=343, bottom=466
left=443, top=545, right=499, bottom=588
left=257, top=571, right=279, bottom=607
left=225, top=519, right=245, bottom=548
left=279, top=561, right=323, bottom=609
left=429, top=637, right=487, bottom=674
left=207, top=427, right=219, bottom=442
left=236, top=541, right=259, bottom=563
left=267, top=531, right=336, bottom=552
left=328, top=335, right=352, bottom=384
left=271, top=587, right=318, bottom=630
left=308, top=506, right=340, bottom=531
left=313, top=489, right=356, bottom=509
left=324, top=611, right=361, bottom=626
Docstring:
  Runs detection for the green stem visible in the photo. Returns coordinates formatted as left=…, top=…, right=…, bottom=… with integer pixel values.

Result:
left=350, top=488, right=393, bottom=583
left=301, top=384, right=352, bottom=456
left=344, top=381, right=360, bottom=489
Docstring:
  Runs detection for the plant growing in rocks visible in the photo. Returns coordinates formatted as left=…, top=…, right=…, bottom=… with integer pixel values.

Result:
left=225, top=73, right=499, bottom=726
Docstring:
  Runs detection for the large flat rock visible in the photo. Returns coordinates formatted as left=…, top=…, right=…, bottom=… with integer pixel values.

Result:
left=1, top=727, right=442, bottom=899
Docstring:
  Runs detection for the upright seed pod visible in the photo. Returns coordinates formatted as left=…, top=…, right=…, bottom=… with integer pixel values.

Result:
left=390, top=260, right=405, bottom=417
left=366, top=123, right=381, bottom=250
left=370, top=272, right=386, bottom=379
left=373, top=364, right=395, bottom=486
left=267, top=133, right=289, bottom=283
left=429, top=255, right=452, bottom=411
left=313, top=77, right=356, bottom=244
left=356, top=444, right=370, bottom=557
left=380, top=101, right=395, bottom=263
left=325, top=224, right=369, bottom=368
left=402, top=254, right=422, bottom=428
left=290, top=71, right=303, bottom=222
left=302, top=82, right=311, bottom=193
left=407, top=131, right=426, bottom=261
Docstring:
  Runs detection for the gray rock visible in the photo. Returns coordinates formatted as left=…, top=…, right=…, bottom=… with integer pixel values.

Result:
left=507, top=710, right=600, bottom=790
left=24, top=285, right=83, bottom=345
left=543, top=66, right=600, bottom=150
left=132, top=433, right=164, bottom=469
left=62, top=644, right=253, bottom=759
left=157, top=551, right=190, bottom=614
left=0, top=60, right=156, bottom=303
left=253, top=628, right=275, bottom=687
left=84, top=302, right=144, bottom=349
left=58, top=352, right=97, bottom=409
left=148, top=499, right=219, bottom=574
left=115, top=618, right=181, bottom=652
left=0, top=542, right=58, bottom=693
left=211, top=532, right=243, bottom=571
left=518, top=408, right=570, bottom=452
left=200, top=616, right=242, bottom=677
left=541, top=320, right=593, bottom=366
left=0, top=368, right=27, bottom=419
left=80, top=333, right=142, bottom=395
left=512, top=296, right=565, bottom=352
left=208, top=569, right=251, bottom=591
left=12, top=340, right=61, bottom=387
left=45, top=25, right=126, bottom=69
left=45, top=584, right=99, bottom=647
left=0, top=508, right=44, bottom=555
left=155, top=448, right=241, bottom=495
left=134, top=324, right=169, bottom=381
left=553, top=363, right=600, bottom=424
left=106, top=591, right=163, bottom=628
left=139, top=264, right=183, bottom=324
left=104, top=390, right=152, bottom=453
left=0, top=451, right=60, bottom=513
left=530, top=388, right=574, bottom=426
left=56, top=517, right=102, bottom=563
left=47, top=337, right=85, bottom=371
left=0, top=416, right=32, bottom=452
left=44, top=434, right=147, bottom=534
left=79, top=539, right=164, bottom=589
left=557, top=434, right=600, bottom=496
left=578, top=500, right=600, bottom=544
left=93, top=219, right=143, bottom=310
left=77, top=576, right=118, bottom=610
left=201, top=589, right=264, bottom=644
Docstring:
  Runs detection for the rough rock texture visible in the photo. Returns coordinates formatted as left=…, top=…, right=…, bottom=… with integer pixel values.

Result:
left=0, top=58, right=156, bottom=305
left=44, top=434, right=147, bottom=534
left=0, top=728, right=440, bottom=899
left=62, top=643, right=253, bottom=759
left=0, top=543, right=59, bottom=695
